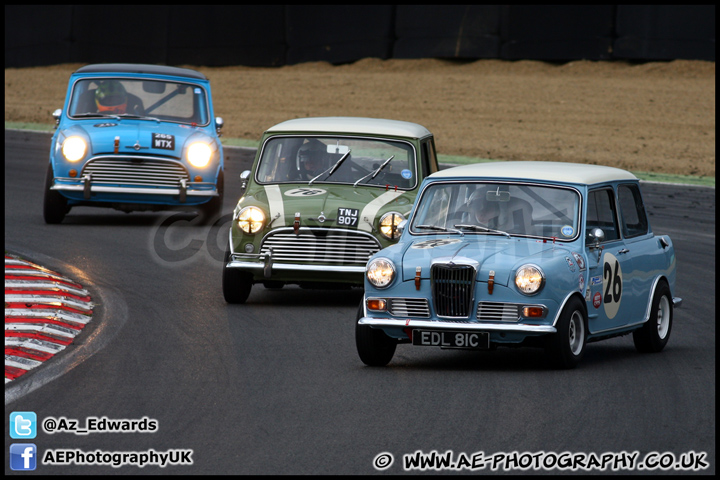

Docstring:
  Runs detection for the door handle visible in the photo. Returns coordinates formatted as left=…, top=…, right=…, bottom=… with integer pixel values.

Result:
left=618, top=248, right=629, bottom=254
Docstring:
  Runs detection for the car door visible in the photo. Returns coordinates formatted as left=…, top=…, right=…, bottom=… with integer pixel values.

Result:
left=616, top=182, right=657, bottom=325
left=584, top=186, right=639, bottom=332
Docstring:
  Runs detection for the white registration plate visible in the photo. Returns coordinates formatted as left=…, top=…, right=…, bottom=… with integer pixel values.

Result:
left=412, top=330, right=490, bottom=350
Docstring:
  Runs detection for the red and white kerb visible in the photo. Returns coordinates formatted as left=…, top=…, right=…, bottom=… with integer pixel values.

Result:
left=4, top=254, right=94, bottom=383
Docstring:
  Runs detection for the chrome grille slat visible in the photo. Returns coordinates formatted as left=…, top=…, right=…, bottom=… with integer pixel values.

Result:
left=388, top=298, right=430, bottom=318
left=431, top=264, right=476, bottom=318
left=261, top=229, right=381, bottom=265
left=477, top=302, right=522, bottom=322
left=81, top=157, right=189, bottom=187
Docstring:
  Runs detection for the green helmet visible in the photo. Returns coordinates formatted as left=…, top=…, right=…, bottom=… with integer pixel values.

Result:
left=95, top=81, right=127, bottom=109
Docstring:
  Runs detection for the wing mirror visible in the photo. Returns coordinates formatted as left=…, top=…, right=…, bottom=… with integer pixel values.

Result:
left=397, top=219, right=407, bottom=235
left=239, top=170, right=251, bottom=191
left=588, top=227, right=605, bottom=261
left=52, top=109, right=62, bottom=127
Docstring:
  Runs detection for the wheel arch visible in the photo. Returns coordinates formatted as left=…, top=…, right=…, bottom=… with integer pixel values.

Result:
left=552, top=291, right=588, bottom=329
left=641, top=275, right=671, bottom=325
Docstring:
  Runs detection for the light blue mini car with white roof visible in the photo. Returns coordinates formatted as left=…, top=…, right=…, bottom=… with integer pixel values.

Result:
left=43, top=63, right=224, bottom=224
left=356, top=161, right=681, bottom=369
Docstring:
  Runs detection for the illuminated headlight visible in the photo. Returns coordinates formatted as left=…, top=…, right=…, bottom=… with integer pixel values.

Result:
left=61, top=136, right=87, bottom=162
left=366, top=257, right=396, bottom=289
left=187, top=142, right=212, bottom=168
left=515, top=264, right=545, bottom=295
left=237, top=206, right=265, bottom=234
left=379, top=212, right=405, bottom=240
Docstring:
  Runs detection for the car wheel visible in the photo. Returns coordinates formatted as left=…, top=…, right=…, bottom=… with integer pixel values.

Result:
left=43, top=164, right=70, bottom=224
left=199, top=170, right=224, bottom=225
left=222, top=243, right=252, bottom=304
left=545, top=296, right=586, bottom=369
left=355, top=301, right=396, bottom=366
left=633, top=281, right=672, bottom=353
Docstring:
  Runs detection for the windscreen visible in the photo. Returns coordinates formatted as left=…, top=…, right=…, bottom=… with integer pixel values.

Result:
left=410, top=182, right=581, bottom=240
left=255, top=136, right=417, bottom=189
left=69, top=78, right=209, bottom=125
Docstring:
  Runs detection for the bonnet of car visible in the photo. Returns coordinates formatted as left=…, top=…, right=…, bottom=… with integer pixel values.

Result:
left=400, top=236, right=566, bottom=286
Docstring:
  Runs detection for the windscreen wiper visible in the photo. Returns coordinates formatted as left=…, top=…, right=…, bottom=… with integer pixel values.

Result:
left=309, top=149, right=352, bottom=185
left=417, top=224, right=463, bottom=235
left=454, top=224, right=511, bottom=238
left=115, top=113, right=161, bottom=123
left=72, top=113, right=118, bottom=119
left=354, top=155, right=395, bottom=187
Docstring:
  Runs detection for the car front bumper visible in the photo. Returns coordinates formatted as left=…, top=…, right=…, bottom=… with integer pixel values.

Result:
left=358, top=316, right=557, bottom=335
left=52, top=174, right=218, bottom=202
left=226, top=252, right=366, bottom=283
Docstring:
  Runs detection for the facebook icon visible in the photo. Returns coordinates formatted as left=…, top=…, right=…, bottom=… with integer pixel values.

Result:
left=10, top=443, right=37, bottom=471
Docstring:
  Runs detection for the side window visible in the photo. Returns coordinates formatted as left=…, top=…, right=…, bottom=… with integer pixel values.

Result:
left=421, top=139, right=439, bottom=176
left=586, top=188, right=619, bottom=242
left=618, top=183, right=649, bottom=238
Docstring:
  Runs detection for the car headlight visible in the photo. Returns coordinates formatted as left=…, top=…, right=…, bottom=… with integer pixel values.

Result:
left=61, top=136, right=87, bottom=162
left=236, top=206, right=265, bottom=234
left=366, top=257, right=396, bottom=289
left=187, top=142, right=212, bottom=168
left=379, top=212, right=405, bottom=240
left=515, top=264, right=545, bottom=295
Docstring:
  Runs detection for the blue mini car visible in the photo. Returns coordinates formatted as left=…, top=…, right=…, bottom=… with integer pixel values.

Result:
left=43, top=63, right=224, bottom=224
left=356, top=161, right=681, bottom=369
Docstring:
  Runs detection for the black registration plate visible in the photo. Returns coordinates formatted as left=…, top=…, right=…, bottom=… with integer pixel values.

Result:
left=337, top=207, right=359, bottom=226
left=412, top=330, right=489, bottom=350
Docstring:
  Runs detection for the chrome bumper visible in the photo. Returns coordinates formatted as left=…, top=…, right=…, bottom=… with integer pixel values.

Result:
left=52, top=175, right=217, bottom=201
left=226, top=252, right=366, bottom=277
left=358, top=316, right=557, bottom=334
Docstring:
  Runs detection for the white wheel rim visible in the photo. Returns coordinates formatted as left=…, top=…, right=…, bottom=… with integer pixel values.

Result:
left=656, top=295, right=671, bottom=339
left=568, top=310, right=585, bottom=355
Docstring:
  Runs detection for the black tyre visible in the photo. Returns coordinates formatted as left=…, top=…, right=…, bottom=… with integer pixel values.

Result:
left=545, top=296, right=587, bottom=369
left=633, top=281, right=673, bottom=353
left=355, top=301, right=396, bottom=366
left=222, top=244, right=252, bottom=304
left=199, top=170, right=224, bottom=225
left=43, top=164, right=70, bottom=224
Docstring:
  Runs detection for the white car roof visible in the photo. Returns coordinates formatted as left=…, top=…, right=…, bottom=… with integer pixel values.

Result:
left=265, top=117, right=432, bottom=139
left=431, top=161, right=637, bottom=185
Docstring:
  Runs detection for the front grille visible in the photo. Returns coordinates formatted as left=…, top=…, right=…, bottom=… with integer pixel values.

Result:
left=477, top=302, right=521, bottom=322
left=431, top=264, right=476, bottom=318
left=388, top=298, right=430, bottom=318
left=261, top=228, right=381, bottom=265
left=82, top=156, right=189, bottom=187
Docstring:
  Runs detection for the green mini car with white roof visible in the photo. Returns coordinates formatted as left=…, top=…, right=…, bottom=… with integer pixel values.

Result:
left=222, top=117, right=439, bottom=303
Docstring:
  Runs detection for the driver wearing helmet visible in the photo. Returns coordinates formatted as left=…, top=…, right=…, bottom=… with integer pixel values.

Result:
left=469, top=187, right=534, bottom=233
left=94, top=80, right=143, bottom=115
left=469, top=188, right=500, bottom=228
left=297, top=143, right=327, bottom=180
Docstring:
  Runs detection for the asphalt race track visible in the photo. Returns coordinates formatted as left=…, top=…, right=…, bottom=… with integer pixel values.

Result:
left=4, top=129, right=715, bottom=475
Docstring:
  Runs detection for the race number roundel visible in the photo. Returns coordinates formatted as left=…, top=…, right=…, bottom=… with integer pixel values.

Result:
left=411, top=239, right=462, bottom=249
left=602, top=252, right=622, bottom=319
left=284, top=188, right=327, bottom=197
